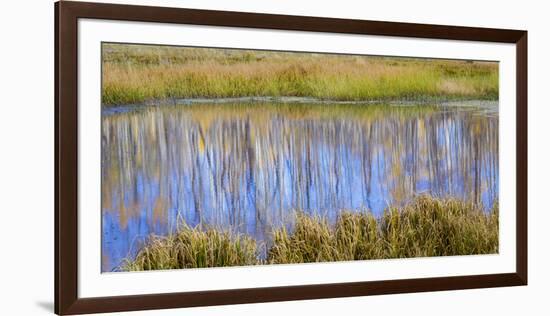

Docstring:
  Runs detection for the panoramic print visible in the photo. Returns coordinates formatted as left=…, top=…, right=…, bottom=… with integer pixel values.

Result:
left=101, top=43, right=499, bottom=272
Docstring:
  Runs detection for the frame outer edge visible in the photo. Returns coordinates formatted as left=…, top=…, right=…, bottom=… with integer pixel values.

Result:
left=516, top=32, right=528, bottom=285
left=63, top=1, right=525, bottom=42
left=62, top=273, right=525, bottom=315
left=55, top=1, right=528, bottom=314
left=56, top=1, right=80, bottom=315
left=54, top=2, right=59, bottom=314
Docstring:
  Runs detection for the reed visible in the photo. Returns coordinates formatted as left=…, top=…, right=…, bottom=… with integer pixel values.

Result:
left=268, top=196, right=498, bottom=264
left=122, top=196, right=498, bottom=270
left=121, top=223, right=258, bottom=271
left=380, top=196, right=499, bottom=258
left=102, top=44, right=499, bottom=106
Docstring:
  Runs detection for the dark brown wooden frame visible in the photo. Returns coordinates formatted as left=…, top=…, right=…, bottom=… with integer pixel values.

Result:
left=55, top=1, right=528, bottom=314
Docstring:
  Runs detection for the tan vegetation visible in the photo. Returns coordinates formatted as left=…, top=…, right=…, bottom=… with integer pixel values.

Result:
left=122, top=196, right=498, bottom=271
left=122, top=223, right=258, bottom=271
left=268, top=196, right=498, bottom=263
left=102, top=43, right=498, bottom=106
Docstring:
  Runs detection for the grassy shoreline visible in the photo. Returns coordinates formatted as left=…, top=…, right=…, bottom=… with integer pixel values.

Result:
left=122, top=196, right=498, bottom=271
left=102, top=44, right=499, bottom=106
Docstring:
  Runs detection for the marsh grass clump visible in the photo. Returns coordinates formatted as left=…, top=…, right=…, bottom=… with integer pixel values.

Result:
left=268, top=196, right=498, bottom=264
left=122, top=223, right=258, bottom=271
left=122, top=196, right=498, bottom=270
left=268, top=213, right=336, bottom=263
left=380, top=196, right=499, bottom=258
left=267, top=211, right=384, bottom=263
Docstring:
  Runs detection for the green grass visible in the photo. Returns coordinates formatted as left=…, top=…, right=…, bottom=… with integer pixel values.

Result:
left=122, top=196, right=498, bottom=271
left=102, top=43, right=499, bottom=106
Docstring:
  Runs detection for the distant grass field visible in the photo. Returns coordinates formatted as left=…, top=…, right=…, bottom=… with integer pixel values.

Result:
left=102, top=43, right=499, bottom=106
left=122, top=196, right=498, bottom=271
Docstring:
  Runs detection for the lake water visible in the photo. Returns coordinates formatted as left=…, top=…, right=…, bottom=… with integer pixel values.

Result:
left=101, top=102, right=499, bottom=272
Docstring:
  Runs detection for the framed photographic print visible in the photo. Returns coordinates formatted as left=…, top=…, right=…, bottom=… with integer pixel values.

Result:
left=55, top=1, right=527, bottom=314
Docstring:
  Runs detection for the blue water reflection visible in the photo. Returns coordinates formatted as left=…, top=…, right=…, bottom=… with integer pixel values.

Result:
left=101, top=103, right=499, bottom=272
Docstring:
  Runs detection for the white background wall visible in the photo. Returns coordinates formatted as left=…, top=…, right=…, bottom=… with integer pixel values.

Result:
left=0, top=0, right=548, bottom=315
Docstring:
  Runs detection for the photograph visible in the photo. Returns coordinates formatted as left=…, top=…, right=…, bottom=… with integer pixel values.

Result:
left=3, top=0, right=543, bottom=315
left=101, top=43, right=500, bottom=272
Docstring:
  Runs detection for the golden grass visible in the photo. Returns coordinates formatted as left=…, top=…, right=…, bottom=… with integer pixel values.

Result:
left=102, top=44, right=499, bottom=105
left=268, top=196, right=498, bottom=264
left=122, top=196, right=498, bottom=271
left=121, top=223, right=258, bottom=271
